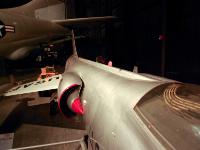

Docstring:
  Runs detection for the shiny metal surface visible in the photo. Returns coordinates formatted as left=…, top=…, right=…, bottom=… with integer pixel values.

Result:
left=58, top=72, right=82, bottom=98
left=62, top=56, right=176, bottom=149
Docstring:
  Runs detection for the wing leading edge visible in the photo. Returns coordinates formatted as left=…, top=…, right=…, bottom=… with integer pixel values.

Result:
left=4, top=74, right=62, bottom=96
left=52, top=16, right=119, bottom=26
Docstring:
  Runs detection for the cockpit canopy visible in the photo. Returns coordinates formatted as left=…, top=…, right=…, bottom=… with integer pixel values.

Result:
left=135, top=83, right=200, bottom=149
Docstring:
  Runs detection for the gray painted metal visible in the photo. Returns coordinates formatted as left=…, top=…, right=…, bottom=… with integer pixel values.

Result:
left=57, top=56, right=176, bottom=149
left=58, top=72, right=82, bottom=98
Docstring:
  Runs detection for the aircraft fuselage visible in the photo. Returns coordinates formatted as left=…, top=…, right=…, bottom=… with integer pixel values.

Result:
left=0, top=11, right=68, bottom=59
left=56, top=56, right=176, bottom=149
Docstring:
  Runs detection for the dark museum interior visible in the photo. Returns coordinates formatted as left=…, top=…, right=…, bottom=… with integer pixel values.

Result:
left=1, top=1, right=200, bottom=149
left=1, top=0, right=200, bottom=84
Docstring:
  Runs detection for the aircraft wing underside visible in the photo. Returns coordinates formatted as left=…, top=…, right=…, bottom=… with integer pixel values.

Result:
left=4, top=74, right=62, bottom=96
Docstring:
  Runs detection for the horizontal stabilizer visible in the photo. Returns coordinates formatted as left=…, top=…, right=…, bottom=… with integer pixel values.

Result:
left=52, top=16, right=119, bottom=26
left=4, top=74, right=62, bottom=96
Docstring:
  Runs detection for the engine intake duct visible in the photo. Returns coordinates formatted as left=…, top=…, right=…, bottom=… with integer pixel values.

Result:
left=58, top=72, right=83, bottom=117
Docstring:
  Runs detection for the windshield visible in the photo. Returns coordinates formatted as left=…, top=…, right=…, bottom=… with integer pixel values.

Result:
left=135, top=83, right=200, bottom=149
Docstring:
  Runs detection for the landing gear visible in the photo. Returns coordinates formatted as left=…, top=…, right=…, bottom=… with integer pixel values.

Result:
left=83, top=135, right=88, bottom=149
left=77, top=135, right=88, bottom=150
left=39, top=89, right=57, bottom=97
left=49, top=92, right=58, bottom=116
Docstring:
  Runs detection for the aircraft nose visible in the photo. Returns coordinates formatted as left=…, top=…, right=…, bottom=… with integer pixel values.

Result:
left=71, top=98, right=84, bottom=115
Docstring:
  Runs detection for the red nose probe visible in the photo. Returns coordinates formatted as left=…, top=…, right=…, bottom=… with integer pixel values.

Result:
left=71, top=98, right=84, bottom=115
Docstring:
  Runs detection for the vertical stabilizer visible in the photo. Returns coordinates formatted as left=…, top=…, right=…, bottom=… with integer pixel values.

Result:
left=64, top=30, right=78, bottom=71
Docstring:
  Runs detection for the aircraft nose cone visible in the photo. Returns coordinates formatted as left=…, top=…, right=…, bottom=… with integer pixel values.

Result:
left=71, top=98, right=84, bottom=115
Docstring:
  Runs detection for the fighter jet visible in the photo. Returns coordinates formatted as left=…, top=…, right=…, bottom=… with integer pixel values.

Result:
left=0, top=0, right=116, bottom=60
left=4, top=31, right=200, bottom=150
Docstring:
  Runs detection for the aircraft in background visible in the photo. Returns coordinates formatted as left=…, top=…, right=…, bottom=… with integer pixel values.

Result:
left=0, top=0, right=116, bottom=60
left=4, top=31, right=200, bottom=150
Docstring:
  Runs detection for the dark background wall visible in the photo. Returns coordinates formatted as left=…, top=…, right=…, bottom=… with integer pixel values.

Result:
left=166, top=0, right=200, bottom=83
left=74, top=0, right=164, bottom=73
left=0, top=0, right=31, bottom=8
left=79, top=0, right=200, bottom=84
